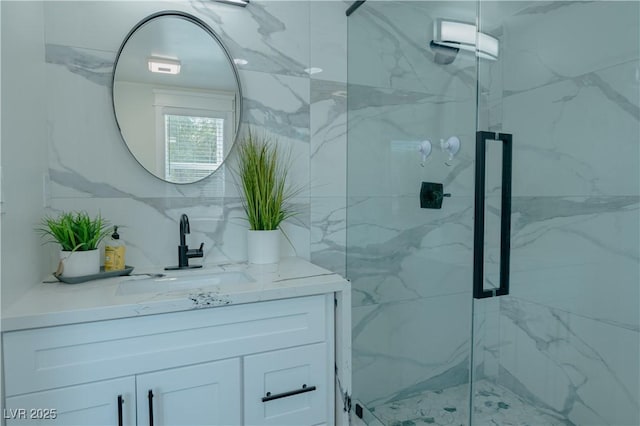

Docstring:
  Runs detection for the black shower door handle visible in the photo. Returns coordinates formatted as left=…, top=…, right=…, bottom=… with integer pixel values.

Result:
left=473, top=131, right=512, bottom=299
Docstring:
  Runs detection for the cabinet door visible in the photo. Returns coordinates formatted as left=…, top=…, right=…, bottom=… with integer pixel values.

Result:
left=5, top=377, right=135, bottom=426
left=244, top=343, right=329, bottom=426
left=136, top=358, right=240, bottom=426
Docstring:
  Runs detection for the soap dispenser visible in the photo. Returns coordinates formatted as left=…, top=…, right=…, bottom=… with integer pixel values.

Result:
left=104, top=226, right=126, bottom=271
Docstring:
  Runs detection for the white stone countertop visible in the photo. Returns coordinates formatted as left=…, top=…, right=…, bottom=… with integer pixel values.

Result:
left=1, top=257, right=349, bottom=332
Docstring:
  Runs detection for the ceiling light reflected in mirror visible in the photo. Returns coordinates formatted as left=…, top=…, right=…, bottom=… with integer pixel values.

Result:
left=215, top=0, right=249, bottom=7
left=148, top=57, right=181, bottom=74
left=304, top=67, right=323, bottom=75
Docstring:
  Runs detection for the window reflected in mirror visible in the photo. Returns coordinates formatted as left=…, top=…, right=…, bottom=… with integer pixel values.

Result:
left=164, top=113, right=224, bottom=183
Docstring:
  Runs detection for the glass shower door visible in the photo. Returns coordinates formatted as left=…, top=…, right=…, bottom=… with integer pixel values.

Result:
left=347, top=1, right=639, bottom=425
left=347, top=2, right=479, bottom=425
left=471, top=2, right=640, bottom=425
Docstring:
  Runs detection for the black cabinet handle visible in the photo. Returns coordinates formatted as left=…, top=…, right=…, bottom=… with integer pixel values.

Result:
left=117, top=395, right=124, bottom=426
left=148, top=390, right=154, bottom=426
left=473, top=131, right=512, bottom=299
left=262, top=384, right=317, bottom=402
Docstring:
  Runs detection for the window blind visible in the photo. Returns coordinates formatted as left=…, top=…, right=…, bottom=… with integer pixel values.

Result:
left=164, top=114, right=224, bottom=183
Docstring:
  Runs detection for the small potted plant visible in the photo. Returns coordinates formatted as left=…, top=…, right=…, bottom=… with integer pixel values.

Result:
left=38, top=211, right=111, bottom=277
left=235, top=128, right=300, bottom=264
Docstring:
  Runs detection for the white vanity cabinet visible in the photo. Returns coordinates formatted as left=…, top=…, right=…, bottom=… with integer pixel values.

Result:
left=5, top=360, right=241, bottom=426
left=5, top=377, right=136, bottom=426
left=136, top=359, right=241, bottom=426
left=2, top=294, right=338, bottom=426
left=244, top=343, right=330, bottom=425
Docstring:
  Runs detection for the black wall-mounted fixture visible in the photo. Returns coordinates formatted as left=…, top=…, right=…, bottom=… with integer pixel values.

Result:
left=346, top=0, right=367, bottom=17
left=473, top=131, right=512, bottom=299
left=420, top=182, right=451, bottom=209
left=215, top=0, right=249, bottom=7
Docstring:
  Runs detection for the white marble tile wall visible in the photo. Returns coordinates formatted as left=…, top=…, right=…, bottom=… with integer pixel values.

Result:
left=310, top=79, right=347, bottom=275
left=21, top=1, right=349, bottom=279
left=308, top=1, right=348, bottom=275
left=480, top=2, right=640, bottom=425
left=352, top=293, right=473, bottom=407
left=346, top=85, right=476, bottom=198
left=347, top=196, right=474, bottom=306
left=347, top=1, right=477, bottom=95
left=498, top=296, right=639, bottom=426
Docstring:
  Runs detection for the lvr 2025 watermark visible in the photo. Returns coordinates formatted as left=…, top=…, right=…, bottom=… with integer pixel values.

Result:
left=3, top=408, right=58, bottom=420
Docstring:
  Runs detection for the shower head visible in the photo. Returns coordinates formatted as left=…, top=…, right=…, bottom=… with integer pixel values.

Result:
left=430, top=40, right=459, bottom=65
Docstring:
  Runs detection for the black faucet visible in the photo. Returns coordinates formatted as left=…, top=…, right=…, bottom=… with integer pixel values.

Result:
left=165, top=214, right=204, bottom=270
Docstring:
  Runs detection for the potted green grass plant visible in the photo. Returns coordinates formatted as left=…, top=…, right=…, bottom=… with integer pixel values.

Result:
left=235, top=129, right=299, bottom=264
left=38, top=211, right=111, bottom=277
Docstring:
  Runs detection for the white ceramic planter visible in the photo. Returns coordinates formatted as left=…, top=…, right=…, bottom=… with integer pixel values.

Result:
left=247, top=230, right=280, bottom=264
left=59, top=249, right=100, bottom=277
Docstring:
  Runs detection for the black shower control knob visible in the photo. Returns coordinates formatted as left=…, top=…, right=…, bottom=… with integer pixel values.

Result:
left=420, top=182, right=449, bottom=209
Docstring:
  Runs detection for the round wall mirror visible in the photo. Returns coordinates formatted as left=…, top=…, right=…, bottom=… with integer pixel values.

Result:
left=112, top=11, right=242, bottom=184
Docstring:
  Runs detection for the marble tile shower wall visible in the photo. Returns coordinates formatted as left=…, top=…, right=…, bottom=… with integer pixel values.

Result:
left=39, top=1, right=347, bottom=275
left=347, top=2, right=479, bottom=407
left=477, top=2, right=640, bottom=425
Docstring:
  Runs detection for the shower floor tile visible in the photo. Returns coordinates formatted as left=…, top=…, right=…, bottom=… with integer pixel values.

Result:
left=369, top=380, right=572, bottom=426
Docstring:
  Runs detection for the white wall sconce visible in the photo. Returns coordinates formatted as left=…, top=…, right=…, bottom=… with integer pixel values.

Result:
left=148, top=58, right=181, bottom=75
left=431, top=19, right=499, bottom=61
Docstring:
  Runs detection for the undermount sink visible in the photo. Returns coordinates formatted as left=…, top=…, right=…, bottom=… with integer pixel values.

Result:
left=116, top=271, right=253, bottom=296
